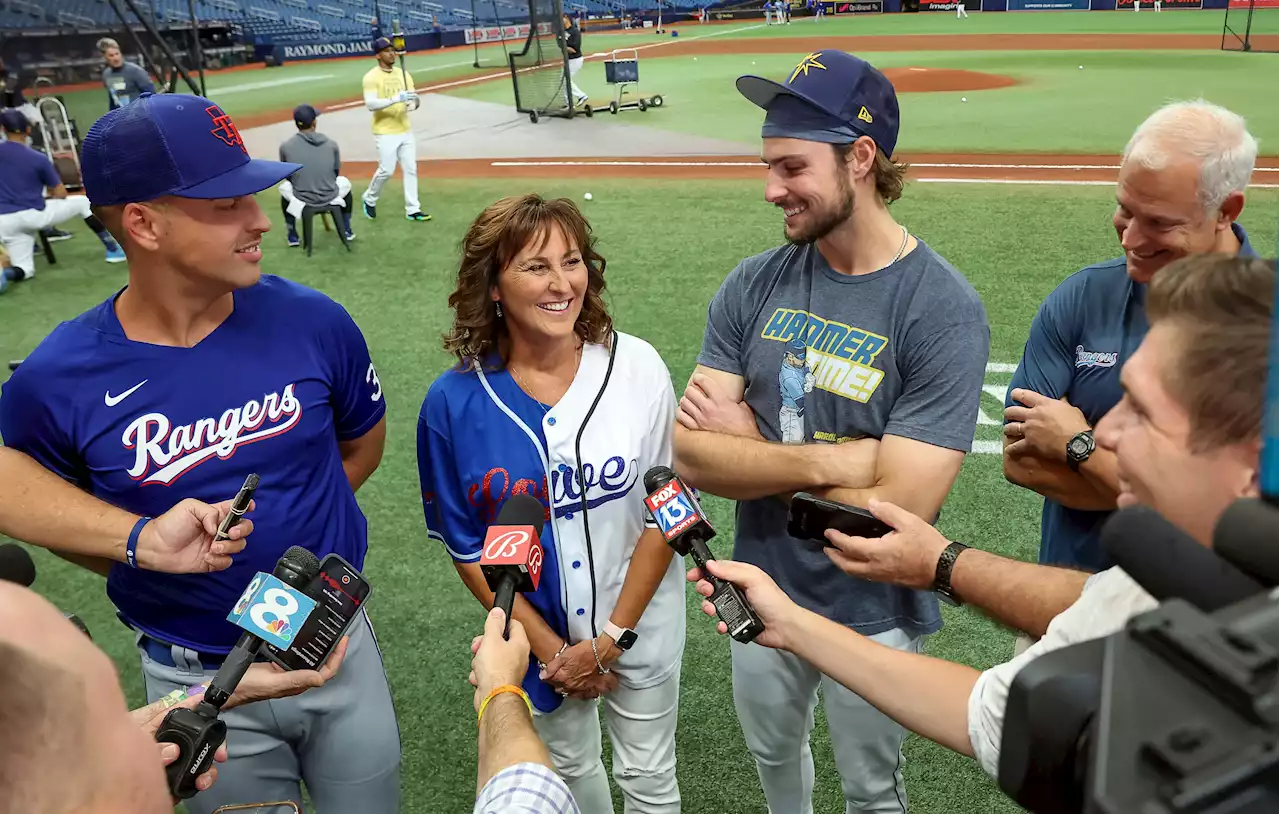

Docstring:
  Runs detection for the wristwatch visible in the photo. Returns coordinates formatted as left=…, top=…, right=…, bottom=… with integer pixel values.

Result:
left=1066, top=429, right=1096, bottom=472
left=932, top=542, right=970, bottom=607
left=603, top=621, right=638, bottom=651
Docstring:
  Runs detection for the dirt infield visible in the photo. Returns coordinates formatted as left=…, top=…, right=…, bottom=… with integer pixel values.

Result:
left=882, top=67, right=1015, bottom=94
left=338, top=153, right=1280, bottom=184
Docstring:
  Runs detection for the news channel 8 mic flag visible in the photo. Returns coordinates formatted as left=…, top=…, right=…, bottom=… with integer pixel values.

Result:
left=226, top=571, right=318, bottom=651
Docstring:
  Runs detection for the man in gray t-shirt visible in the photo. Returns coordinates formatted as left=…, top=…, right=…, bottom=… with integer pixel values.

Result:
left=98, top=38, right=156, bottom=110
left=675, top=51, right=988, bottom=813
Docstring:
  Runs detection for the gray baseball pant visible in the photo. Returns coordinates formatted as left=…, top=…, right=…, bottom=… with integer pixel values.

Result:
left=137, top=612, right=401, bottom=814
left=731, top=628, right=923, bottom=814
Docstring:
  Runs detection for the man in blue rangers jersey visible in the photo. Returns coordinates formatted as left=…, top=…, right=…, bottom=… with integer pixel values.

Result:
left=0, top=93, right=400, bottom=814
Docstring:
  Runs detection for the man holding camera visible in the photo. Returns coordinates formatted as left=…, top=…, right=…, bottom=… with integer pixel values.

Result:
left=691, top=253, right=1274, bottom=780
left=675, top=52, right=989, bottom=812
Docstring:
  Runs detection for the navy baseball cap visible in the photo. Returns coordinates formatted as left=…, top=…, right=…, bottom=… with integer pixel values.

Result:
left=293, top=103, right=318, bottom=127
left=0, top=108, right=29, bottom=133
left=737, top=51, right=900, bottom=157
left=81, top=93, right=301, bottom=206
left=373, top=36, right=393, bottom=53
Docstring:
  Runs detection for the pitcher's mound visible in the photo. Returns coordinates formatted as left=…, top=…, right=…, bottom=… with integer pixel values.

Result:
left=883, top=68, right=1017, bottom=93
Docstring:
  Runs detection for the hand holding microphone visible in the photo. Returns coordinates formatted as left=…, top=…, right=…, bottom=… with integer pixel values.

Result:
left=470, top=607, right=532, bottom=712
left=686, top=559, right=801, bottom=652
left=644, top=466, right=764, bottom=643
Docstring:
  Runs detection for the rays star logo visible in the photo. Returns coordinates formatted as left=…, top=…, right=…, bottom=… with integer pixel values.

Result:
left=122, top=385, right=303, bottom=485
left=789, top=52, right=826, bottom=84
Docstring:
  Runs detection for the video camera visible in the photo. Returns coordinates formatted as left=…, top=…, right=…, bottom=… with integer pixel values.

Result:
left=998, top=297, right=1280, bottom=814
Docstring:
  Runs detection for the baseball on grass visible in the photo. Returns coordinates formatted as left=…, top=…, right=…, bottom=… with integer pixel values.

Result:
left=1079, top=65, right=1084, bottom=69
left=584, top=192, right=593, bottom=201
left=961, top=97, right=967, bottom=103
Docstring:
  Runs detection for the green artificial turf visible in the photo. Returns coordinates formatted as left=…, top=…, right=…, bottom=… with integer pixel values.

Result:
left=2, top=179, right=1276, bottom=813
left=450, top=47, right=1279, bottom=155
left=49, top=9, right=1277, bottom=155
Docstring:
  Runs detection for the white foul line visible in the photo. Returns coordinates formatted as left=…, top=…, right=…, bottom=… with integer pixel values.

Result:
left=487, top=159, right=1279, bottom=176
left=210, top=74, right=334, bottom=96
left=986, top=362, right=1018, bottom=374
left=412, top=60, right=478, bottom=73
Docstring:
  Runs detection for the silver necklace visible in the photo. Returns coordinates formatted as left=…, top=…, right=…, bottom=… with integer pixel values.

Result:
left=888, top=225, right=909, bottom=267
left=509, top=343, right=583, bottom=410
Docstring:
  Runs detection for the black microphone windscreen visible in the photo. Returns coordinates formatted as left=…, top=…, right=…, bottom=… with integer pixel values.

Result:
left=1101, top=506, right=1265, bottom=612
left=494, top=493, right=546, bottom=535
left=1213, top=499, right=1278, bottom=587
left=644, top=465, right=676, bottom=494
left=280, top=545, right=321, bottom=580
left=0, top=543, right=36, bottom=587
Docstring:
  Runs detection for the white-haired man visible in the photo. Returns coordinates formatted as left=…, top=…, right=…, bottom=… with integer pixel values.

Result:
left=690, top=252, right=1274, bottom=780
left=1001, top=100, right=1257, bottom=602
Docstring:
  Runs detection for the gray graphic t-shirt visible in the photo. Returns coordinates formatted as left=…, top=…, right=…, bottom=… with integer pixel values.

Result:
left=697, top=239, right=989, bottom=635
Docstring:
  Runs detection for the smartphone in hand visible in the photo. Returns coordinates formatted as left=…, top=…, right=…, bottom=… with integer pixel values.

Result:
left=787, top=492, right=894, bottom=547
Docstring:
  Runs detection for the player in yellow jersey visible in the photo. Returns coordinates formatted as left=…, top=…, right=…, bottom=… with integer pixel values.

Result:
left=360, top=37, right=430, bottom=222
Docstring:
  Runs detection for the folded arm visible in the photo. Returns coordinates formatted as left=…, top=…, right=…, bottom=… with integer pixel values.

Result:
left=1002, top=435, right=1117, bottom=511
left=816, top=434, right=964, bottom=521
left=673, top=366, right=878, bottom=500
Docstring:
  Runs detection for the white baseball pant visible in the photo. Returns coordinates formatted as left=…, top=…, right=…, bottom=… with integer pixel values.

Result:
left=362, top=132, right=419, bottom=215
left=779, top=406, right=804, bottom=444
left=568, top=56, right=587, bottom=104
left=0, top=195, right=92, bottom=276
left=957, top=2, right=968, bottom=17
left=731, top=628, right=924, bottom=814
left=534, top=667, right=681, bottom=813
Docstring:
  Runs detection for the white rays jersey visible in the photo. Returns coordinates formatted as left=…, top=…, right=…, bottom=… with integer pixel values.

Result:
left=417, top=332, right=686, bottom=713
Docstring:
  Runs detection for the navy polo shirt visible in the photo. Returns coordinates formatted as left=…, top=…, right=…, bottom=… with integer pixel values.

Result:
left=1007, top=222, right=1255, bottom=571
left=0, top=140, right=60, bottom=215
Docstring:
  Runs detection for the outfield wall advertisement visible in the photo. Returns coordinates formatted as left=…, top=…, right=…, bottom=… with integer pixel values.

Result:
left=464, top=23, right=551, bottom=45
left=1230, top=0, right=1279, bottom=7
left=1115, top=0, right=1203, bottom=7
left=919, top=0, right=980, bottom=10
left=1007, top=0, right=1089, bottom=9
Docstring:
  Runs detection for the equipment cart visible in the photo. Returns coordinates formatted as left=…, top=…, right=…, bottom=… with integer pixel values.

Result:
left=603, top=49, right=663, bottom=114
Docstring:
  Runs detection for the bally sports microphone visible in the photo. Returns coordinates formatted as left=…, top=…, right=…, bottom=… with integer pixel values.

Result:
left=1101, top=506, right=1267, bottom=613
left=643, top=466, right=764, bottom=643
left=0, top=543, right=36, bottom=587
left=155, top=545, right=320, bottom=799
left=480, top=494, right=546, bottom=639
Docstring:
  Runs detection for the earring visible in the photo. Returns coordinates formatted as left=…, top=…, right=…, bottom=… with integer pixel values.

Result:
left=495, top=301, right=503, bottom=318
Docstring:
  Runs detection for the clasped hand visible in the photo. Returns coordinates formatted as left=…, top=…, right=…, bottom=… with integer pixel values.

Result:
left=541, top=639, right=620, bottom=700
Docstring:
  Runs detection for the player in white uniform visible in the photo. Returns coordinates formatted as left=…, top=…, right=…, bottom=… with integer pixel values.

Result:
left=418, top=194, right=685, bottom=813
left=360, top=37, right=430, bottom=222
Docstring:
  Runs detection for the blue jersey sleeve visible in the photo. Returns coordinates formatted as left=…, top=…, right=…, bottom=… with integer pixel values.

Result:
left=0, top=363, right=87, bottom=486
left=1006, top=281, right=1080, bottom=410
left=37, top=155, right=61, bottom=191
left=417, top=389, right=483, bottom=562
left=317, top=300, right=386, bottom=440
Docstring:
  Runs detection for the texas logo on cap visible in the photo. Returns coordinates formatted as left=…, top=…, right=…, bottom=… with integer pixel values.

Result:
left=81, top=93, right=300, bottom=207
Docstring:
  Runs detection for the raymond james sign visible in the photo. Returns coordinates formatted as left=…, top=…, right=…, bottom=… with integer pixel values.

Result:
left=281, top=39, right=373, bottom=59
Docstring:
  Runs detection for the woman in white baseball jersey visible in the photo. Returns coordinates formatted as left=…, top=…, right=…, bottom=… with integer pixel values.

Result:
left=417, top=194, right=685, bottom=813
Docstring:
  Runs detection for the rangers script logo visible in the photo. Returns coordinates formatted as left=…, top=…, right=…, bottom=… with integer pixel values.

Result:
left=122, top=385, right=303, bottom=485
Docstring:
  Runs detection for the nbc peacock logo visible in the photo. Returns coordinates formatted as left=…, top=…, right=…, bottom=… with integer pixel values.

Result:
left=267, top=617, right=293, bottom=641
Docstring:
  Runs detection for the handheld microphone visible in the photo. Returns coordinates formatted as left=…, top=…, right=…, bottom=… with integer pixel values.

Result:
left=643, top=466, right=764, bottom=643
left=0, top=543, right=35, bottom=586
left=155, top=545, right=320, bottom=800
left=1101, top=506, right=1266, bottom=613
left=479, top=494, right=546, bottom=639
left=1213, top=498, right=1278, bottom=588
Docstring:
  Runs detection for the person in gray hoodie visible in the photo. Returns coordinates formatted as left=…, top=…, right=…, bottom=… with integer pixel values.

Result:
left=97, top=38, right=156, bottom=110
left=278, top=104, right=354, bottom=246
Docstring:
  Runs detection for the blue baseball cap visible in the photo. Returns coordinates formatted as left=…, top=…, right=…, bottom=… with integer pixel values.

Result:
left=0, top=108, right=30, bottom=134
left=81, top=93, right=301, bottom=206
left=293, top=103, right=318, bottom=127
left=373, top=36, right=393, bottom=53
left=737, top=51, right=900, bottom=157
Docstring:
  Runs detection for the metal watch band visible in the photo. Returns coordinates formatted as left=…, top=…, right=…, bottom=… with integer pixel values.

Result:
left=932, top=541, right=970, bottom=605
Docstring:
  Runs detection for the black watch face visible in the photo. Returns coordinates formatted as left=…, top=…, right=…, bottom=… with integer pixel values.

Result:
left=618, top=630, right=638, bottom=650
left=1069, top=436, right=1090, bottom=458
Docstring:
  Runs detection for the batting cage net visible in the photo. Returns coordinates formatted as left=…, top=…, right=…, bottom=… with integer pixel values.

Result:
left=509, top=0, right=574, bottom=122
left=1221, top=0, right=1278, bottom=53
